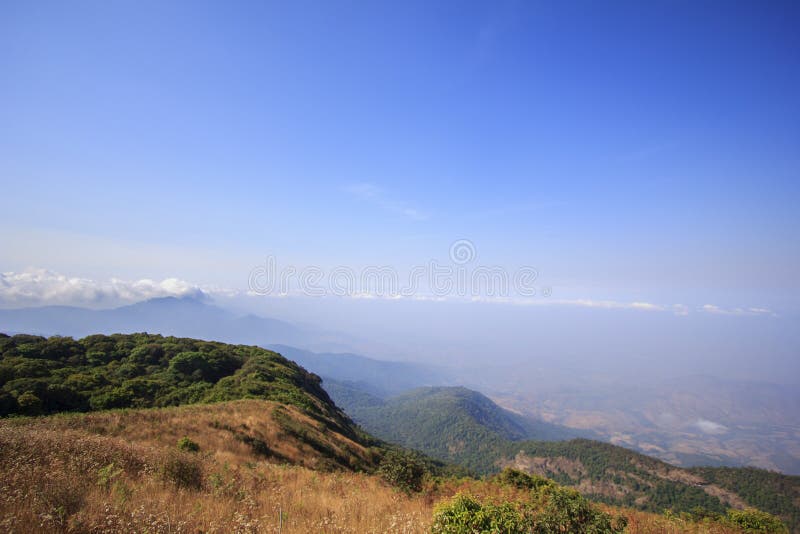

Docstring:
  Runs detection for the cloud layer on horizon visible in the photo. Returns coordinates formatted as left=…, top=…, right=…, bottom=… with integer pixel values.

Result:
left=0, top=268, right=209, bottom=308
left=0, top=268, right=776, bottom=319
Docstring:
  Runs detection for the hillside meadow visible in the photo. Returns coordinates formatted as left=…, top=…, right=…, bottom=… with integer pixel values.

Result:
left=0, top=399, right=780, bottom=534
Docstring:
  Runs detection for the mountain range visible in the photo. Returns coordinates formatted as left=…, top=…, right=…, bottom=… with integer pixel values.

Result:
left=3, top=296, right=799, bottom=517
left=268, top=344, right=453, bottom=397
left=0, top=296, right=354, bottom=353
left=4, top=296, right=798, bottom=476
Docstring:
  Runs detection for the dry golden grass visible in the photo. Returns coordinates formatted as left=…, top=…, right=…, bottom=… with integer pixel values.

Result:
left=0, top=401, right=425, bottom=533
left=2, top=399, right=372, bottom=471
left=0, top=400, right=750, bottom=533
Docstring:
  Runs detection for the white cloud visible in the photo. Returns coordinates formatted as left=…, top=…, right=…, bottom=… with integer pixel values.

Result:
left=379, top=295, right=774, bottom=319
left=692, top=419, right=728, bottom=435
left=700, top=304, right=776, bottom=317
left=0, top=268, right=213, bottom=308
left=344, top=182, right=429, bottom=221
left=10, top=266, right=773, bottom=322
left=491, top=297, right=672, bottom=312
left=379, top=294, right=692, bottom=314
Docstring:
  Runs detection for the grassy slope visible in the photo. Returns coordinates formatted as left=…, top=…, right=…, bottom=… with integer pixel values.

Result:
left=0, top=400, right=752, bottom=534
left=0, top=400, right=421, bottom=533
left=1, top=399, right=376, bottom=471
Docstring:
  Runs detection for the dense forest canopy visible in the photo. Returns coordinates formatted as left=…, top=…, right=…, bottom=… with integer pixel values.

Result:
left=0, top=332, right=344, bottom=427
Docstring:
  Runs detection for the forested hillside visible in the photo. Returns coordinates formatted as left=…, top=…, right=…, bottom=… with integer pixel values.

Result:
left=690, top=466, right=800, bottom=531
left=330, top=383, right=800, bottom=531
left=0, top=332, right=356, bottom=438
left=331, top=384, right=580, bottom=472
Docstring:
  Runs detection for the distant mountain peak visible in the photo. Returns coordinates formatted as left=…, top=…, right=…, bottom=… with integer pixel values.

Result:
left=131, top=293, right=209, bottom=306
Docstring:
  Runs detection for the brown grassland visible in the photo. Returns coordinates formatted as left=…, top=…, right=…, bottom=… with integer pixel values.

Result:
left=0, top=400, right=754, bottom=533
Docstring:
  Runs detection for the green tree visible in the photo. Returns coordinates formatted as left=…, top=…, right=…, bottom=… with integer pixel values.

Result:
left=16, top=391, right=43, bottom=415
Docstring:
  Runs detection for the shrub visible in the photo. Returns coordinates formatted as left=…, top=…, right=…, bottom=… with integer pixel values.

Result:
left=378, top=450, right=427, bottom=493
left=177, top=436, right=200, bottom=453
left=432, top=488, right=627, bottom=534
left=431, top=493, right=532, bottom=534
left=533, top=485, right=627, bottom=533
left=727, top=508, right=788, bottom=533
left=494, top=468, right=555, bottom=491
left=160, top=453, right=203, bottom=490
left=16, top=391, right=43, bottom=415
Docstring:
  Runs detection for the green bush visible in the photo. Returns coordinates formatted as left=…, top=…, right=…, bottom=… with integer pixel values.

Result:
left=533, top=485, right=626, bottom=533
left=177, top=436, right=200, bottom=453
left=16, top=390, right=43, bottom=415
left=727, top=508, right=788, bottom=533
left=431, top=494, right=532, bottom=534
left=432, top=486, right=626, bottom=534
left=378, top=450, right=427, bottom=493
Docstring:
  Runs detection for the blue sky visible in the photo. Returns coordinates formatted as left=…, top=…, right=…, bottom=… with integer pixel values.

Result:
left=1, top=1, right=799, bottom=376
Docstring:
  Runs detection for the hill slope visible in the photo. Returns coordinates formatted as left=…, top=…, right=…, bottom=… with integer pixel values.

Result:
left=333, top=384, right=800, bottom=531
left=330, top=385, right=584, bottom=472
left=689, top=466, right=800, bottom=532
left=0, top=399, right=406, bottom=532
left=0, top=332, right=364, bottom=444
left=0, top=401, right=773, bottom=533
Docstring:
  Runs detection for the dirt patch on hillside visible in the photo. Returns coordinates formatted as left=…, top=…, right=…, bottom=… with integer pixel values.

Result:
left=500, top=451, right=587, bottom=480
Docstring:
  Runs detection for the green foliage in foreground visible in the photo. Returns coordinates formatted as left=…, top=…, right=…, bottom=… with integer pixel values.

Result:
left=726, top=508, right=789, bottom=534
left=0, top=333, right=346, bottom=427
left=432, top=494, right=532, bottom=534
left=431, top=481, right=627, bottom=534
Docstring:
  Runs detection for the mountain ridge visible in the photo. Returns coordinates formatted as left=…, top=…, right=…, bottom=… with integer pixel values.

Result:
left=0, top=298, right=348, bottom=352
left=268, top=344, right=452, bottom=397
left=325, top=382, right=800, bottom=531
